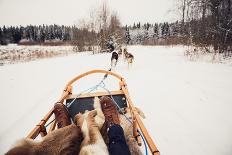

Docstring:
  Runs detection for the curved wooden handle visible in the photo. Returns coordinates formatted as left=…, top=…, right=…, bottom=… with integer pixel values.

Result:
left=65, top=69, right=124, bottom=89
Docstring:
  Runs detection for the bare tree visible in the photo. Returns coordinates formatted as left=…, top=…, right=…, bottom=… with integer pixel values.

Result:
left=72, top=0, right=124, bottom=53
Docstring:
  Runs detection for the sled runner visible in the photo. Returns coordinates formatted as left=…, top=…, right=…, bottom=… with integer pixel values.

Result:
left=27, top=69, right=160, bottom=155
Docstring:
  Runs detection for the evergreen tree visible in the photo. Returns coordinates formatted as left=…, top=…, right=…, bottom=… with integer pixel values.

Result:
left=137, top=22, right=141, bottom=29
left=12, top=26, right=21, bottom=43
left=153, top=23, right=159, bottom=39
left=0, top=27, right=2, bottom=44
left=133, top=23, right=136, bottom=29
left=165, top=22, right=170, bottom=37
left=125, top=26, right=131, bottom=44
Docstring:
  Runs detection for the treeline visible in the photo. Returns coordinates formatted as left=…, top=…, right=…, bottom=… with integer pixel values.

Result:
left=178, top=0, right=232, bottom=55
left=1, top=0, right=231, bottom=55
left=0, top=2, right=124, bottom=53
left=124, top=21, right=182, bottom=45
left=0, top=25, right=97, bottom=46
left=0, top=22, right=181, bottom=46
left=125, top=0, right=232, bottom=55
left=0, top=25, right=70, bottom=45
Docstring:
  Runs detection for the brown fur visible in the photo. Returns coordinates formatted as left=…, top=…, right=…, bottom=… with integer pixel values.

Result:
left=93, top=96, right=105, bottom=129
left=6, top=124, right=83, bottom=155
left=75, top=110, right=109, bottom=155
left=126, top=136, right=144, bottom=155
left=77, top=110, right=99, bottom=145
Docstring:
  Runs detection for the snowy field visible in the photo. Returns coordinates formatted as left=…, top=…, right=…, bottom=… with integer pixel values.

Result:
left=0, top=45, right=74, bottom=64
left=0, top=45, right=232, bottom=155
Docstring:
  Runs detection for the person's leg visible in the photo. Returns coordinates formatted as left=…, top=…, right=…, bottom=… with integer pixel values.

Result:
left=100, top=96, right=131, bottom=155
left=108, top=124, right=131, bottom=155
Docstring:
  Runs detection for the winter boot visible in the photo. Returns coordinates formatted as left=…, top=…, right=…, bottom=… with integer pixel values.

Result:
left=53, top=103, right=71, bottom=128
left=100, top=96, right=120, bottom=128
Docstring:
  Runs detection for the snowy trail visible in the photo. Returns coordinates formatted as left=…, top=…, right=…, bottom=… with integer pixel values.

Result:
left=0, top=46, right=232, bottom=155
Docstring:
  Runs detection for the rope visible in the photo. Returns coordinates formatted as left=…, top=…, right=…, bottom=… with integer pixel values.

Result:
left=66, top=80, right=105, bottom=108
left=45, top=118, right=55, bottom=128
left=138, top=130, right=149, bottom=155
left=66, top=67, right=112, bottom=108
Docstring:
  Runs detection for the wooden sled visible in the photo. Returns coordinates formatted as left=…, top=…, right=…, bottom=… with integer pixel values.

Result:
left=27, top=69, right=160, bottom=155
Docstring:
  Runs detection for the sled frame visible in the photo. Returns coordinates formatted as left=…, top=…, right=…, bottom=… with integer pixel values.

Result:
left=27, top=69, right=160, bottom=155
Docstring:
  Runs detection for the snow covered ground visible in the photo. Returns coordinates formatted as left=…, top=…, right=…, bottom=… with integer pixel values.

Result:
left=0, top=45, right=232, bottom=155
left=0, top=45, right=74, bottom=64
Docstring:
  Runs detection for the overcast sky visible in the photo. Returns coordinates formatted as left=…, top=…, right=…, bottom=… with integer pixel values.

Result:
left=0, top=0, right=178, bottom=26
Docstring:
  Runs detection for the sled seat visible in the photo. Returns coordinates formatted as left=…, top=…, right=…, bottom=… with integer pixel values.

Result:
left=65, top=90, right=128, bottom=121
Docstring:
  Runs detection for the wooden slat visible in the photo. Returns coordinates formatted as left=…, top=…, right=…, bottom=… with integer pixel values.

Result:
left=27, top=108, right=54, bottom=139
left=58, top=86, right=72, bottom=103
left=66, top=90, right=124, bottom=99
left=133, top=118, right=142, bottom=146
left=134, top=114, right=160, bottom=155
left=121, top=82, right=160, bottom=155
left=65, top=70, right=124, bottom=88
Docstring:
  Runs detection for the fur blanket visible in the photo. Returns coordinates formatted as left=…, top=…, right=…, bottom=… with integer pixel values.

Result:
left=75, top=110, right=109, bottom=155
left=6, top=124, right=83, bottom=155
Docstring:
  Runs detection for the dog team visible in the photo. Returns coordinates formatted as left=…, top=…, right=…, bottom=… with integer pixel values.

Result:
left=111, top=47, right=134, bottom=68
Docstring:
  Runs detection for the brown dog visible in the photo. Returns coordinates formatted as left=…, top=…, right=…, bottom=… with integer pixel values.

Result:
left=118, top=48, right=123, bottom=56
left=126, top=53, right=134, bottom=65
left=123, top=49, right=134, bottom=66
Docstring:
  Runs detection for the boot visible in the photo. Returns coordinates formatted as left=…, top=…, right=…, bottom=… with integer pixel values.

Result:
left=100, top=96, right=120, bottom=128
left=53, top=103, right=71, bottom=128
